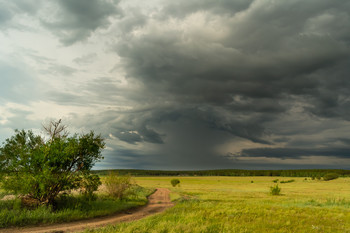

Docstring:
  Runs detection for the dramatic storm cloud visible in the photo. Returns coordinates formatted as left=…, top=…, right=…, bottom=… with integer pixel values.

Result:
left=1, top=0, right=350, bottom=170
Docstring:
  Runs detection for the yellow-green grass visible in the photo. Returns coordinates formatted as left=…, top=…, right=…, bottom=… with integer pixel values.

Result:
left=86, top=176, right=350, bottom=233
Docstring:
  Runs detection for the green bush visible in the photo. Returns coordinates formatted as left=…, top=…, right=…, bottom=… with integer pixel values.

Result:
left=272, top=179, right=279, bottom=183
left=323, top=173, right=339, bottom=181
left=105, top=172, right=133, bottom=199
left=270, top=185, right=281, bottom=195
left=171, top=179, right=180, bottom=187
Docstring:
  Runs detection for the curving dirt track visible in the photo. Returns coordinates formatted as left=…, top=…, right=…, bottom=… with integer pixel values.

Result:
left=0, top=188, right=173, bottom=233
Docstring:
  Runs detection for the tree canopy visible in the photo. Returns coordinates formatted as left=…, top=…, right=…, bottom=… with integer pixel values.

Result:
left=0, top=120, right=105, bottom=205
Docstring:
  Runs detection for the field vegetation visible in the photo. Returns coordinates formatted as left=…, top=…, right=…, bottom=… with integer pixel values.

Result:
left=170, top=179, right=180, bottom=187
left=86, top=176, right=350, bottom=233
left=0, top=179, right=153, bottom=228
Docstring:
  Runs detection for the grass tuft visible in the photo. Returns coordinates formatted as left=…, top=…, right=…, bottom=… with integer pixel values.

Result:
left=270, top=184, right=281, bottom=195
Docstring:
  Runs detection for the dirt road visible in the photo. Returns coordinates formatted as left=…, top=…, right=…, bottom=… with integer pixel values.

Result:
left=0, top=188, right=173, bottom=233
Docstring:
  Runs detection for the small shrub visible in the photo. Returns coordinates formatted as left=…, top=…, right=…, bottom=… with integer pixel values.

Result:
left=272, top=179, right=279, bottom=183
left=280, top=179, right=295, bottom=184
left=316, top=175, right=321, bottom=180
left=323, top=173, right=339, bottom=181
left=251, top=181, right=254, bottom=183
left=79, top=174, right=102, bottom=201
left=270, top=185, right=281, bottom=195
left=171, top=179, right=180, bottom=187
left=105, top=172, right=133, bottom=199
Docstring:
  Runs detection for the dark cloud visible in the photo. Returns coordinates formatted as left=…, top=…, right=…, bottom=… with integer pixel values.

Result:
left=113, top=7, right=147, bottom=35
left=11, top=0, right=43, bottom=15
left=96, top=147, right=157, bottom=170
left=101, top=0, right=350, bottom=168
left=0, top=6, right=12, bottom=26
left=160, top=0, right=254, bottom=19
left=42, top=0, right=122, bottom=45
left=107, top=111, right=165, bottom=144
left=238, top=147, right=350, bottom=159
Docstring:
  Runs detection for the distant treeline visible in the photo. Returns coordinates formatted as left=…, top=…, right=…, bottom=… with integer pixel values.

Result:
left=92, top=169, right=350, bottom=177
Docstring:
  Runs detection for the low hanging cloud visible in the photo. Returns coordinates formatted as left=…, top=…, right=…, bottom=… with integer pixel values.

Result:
left=238, top=147, right=350, bottom=159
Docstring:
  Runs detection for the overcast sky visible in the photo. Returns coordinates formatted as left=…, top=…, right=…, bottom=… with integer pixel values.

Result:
left=1, top=0, right=350, bottom=170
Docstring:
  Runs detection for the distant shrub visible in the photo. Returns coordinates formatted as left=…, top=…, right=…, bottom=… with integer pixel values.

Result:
left=251, top=181, right=254, bottom=183
left=323, top=173, right=339, bottom=181
left=270, top=185, right=281, bottom=195
left=316, top=175, right=321, bottom=180
left=171, top=179, right=180, bottom=187
left=105, top=172, right=133, bottom=199
left=280, top=179, right=295, bottom=184
left=272, top=179, right=279, bottom=183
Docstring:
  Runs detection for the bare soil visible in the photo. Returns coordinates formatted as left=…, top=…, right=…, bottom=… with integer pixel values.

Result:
left=0, top=188, right=173, bottom=233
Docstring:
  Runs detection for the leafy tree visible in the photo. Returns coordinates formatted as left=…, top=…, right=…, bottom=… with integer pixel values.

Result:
left=0, top=120, right=105, bottom=205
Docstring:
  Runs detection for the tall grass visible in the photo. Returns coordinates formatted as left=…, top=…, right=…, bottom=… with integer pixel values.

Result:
left=0, top=186, right=154, bottom=228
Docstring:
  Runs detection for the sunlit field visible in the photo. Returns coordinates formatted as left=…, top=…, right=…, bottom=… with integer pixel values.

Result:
left=87, top=176, right=350, bottom=233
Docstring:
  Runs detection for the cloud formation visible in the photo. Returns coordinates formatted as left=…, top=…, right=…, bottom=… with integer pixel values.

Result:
left=41, top=0, right=122, bottom=45
left=1, top=0, right=350, bottom=169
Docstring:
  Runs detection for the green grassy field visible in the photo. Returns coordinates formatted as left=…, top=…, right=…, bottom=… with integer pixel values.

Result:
left=86, top=176, right=350, bottom=233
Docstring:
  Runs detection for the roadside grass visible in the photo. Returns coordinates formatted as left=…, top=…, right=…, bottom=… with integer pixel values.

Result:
left=0, top=188, right=14, bottom=199
left=0, top=189, right=5, bottom=199
left=85, top=176, right=350, bottom=233
left=0, top=185, right=154, bottom=228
